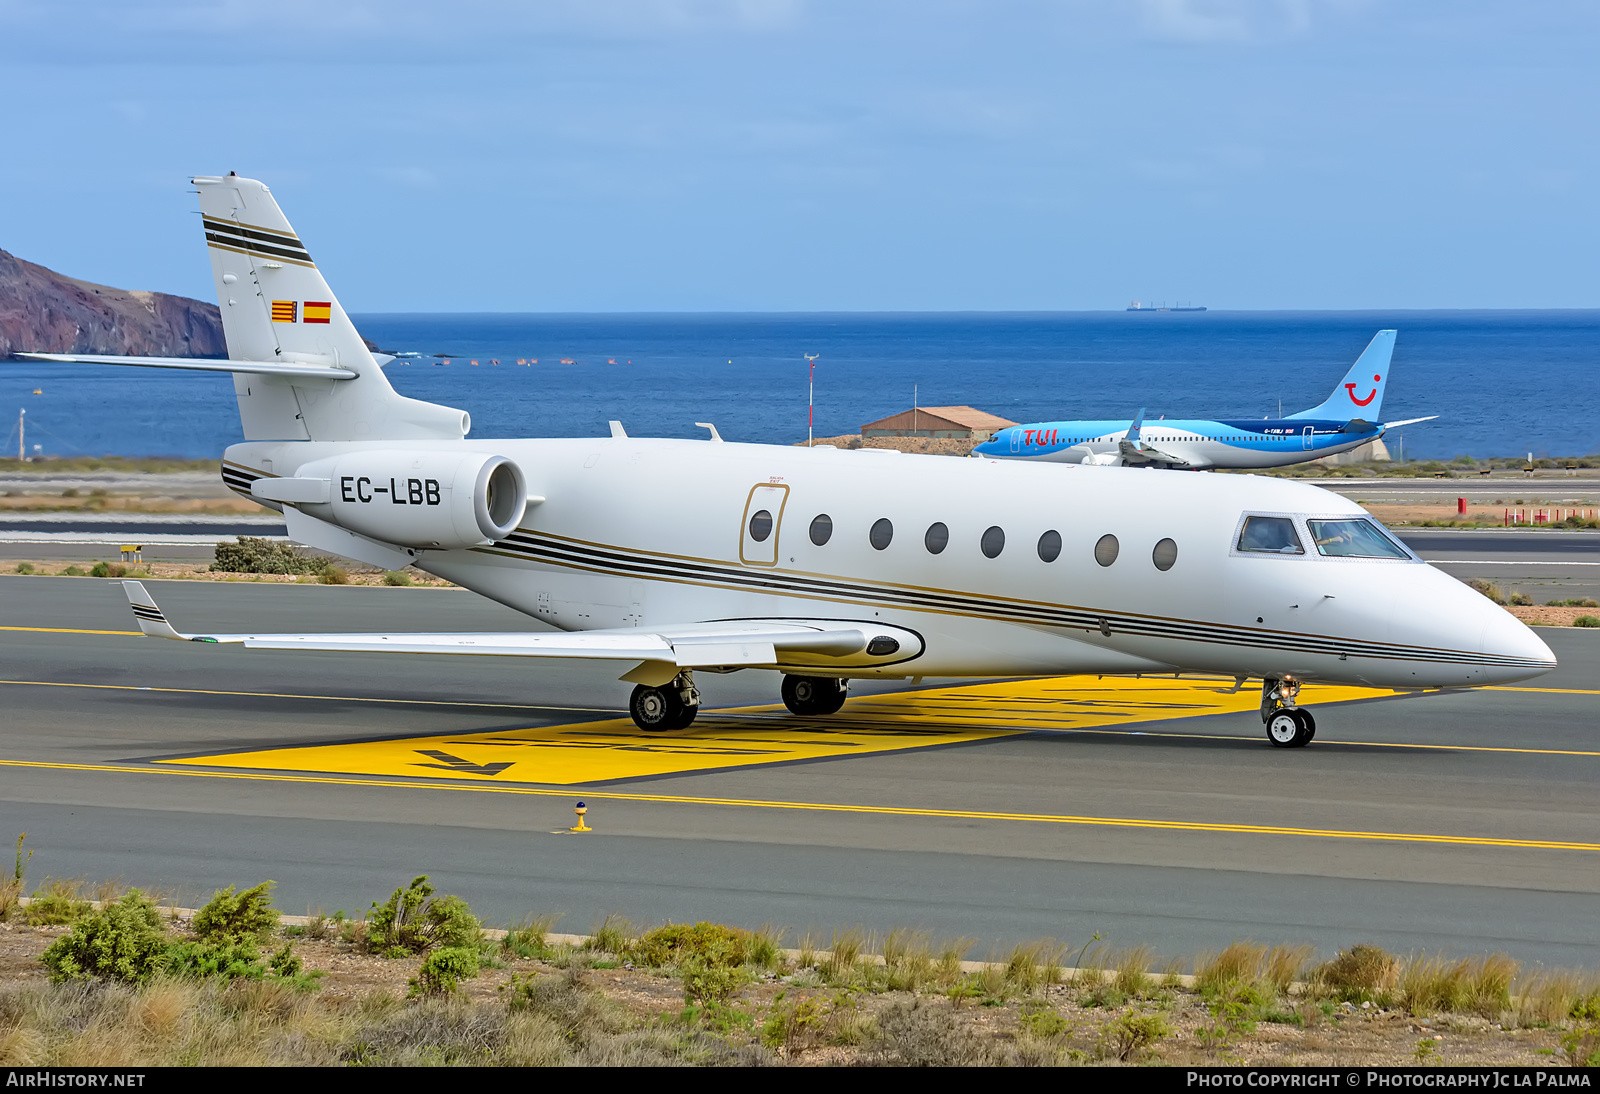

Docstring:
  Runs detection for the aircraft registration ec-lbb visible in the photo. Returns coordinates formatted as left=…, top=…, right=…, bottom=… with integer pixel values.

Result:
left=21, top=176, right=1554, bottom=748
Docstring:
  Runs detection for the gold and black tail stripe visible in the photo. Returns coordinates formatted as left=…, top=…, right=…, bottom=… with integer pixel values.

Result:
left=202, top=217, right=314, bottom=266
left=220, top=462, right=267, bottom=499
left=480, top=529, right=1552, bottom=673
left=130, top=604, right=167, bottom=624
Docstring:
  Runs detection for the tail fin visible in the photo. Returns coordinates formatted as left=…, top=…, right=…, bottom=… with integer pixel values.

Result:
left=1286, top=330, right=1395, bottom=421
left=194, top=175, right=468, bottom=442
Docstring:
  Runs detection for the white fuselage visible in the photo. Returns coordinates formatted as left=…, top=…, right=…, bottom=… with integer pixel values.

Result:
left=225, top=437, right=1554, bottom=690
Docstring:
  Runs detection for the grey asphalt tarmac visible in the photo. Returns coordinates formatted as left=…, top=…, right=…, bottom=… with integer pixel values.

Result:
left=2, top=576, right=1598, bottom=968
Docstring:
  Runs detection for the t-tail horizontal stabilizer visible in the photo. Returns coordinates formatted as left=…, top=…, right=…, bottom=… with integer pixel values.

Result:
left=18, top=353, right=358, bottom=379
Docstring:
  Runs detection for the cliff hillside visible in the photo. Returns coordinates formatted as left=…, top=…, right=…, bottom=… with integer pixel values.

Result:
left=0, top=247, right=225, bottom=359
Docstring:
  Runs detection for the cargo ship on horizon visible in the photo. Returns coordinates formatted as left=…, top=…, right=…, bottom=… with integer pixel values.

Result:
left=1127, top=300, right=1206, bottom=312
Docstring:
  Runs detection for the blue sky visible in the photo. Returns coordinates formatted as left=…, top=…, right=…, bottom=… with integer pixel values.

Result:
left=2, top=1, right=1596, bottom=311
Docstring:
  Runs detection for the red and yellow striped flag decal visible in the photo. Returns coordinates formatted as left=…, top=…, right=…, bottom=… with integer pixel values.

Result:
left=270, top=300, right=297, bottom=323
left=303, top=301, right=332, bottom=325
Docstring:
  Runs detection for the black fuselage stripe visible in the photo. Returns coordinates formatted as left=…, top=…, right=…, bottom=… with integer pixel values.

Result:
left=483, top=533, right=1543, bottom=669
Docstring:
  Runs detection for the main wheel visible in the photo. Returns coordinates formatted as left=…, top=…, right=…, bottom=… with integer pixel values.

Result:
left=1299, top=709, right=1316, bottom=741
left=630, top=684, right=685, bottom=731
left=1266, top=709, right=1313, bottom=748
left=781, top=675, right=848, bottom=716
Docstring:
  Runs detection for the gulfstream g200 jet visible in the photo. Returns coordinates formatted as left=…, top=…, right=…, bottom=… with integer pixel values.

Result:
left=22, top=176, right=1552, bottom=747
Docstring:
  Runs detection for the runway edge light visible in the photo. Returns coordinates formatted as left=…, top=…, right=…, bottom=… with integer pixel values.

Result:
left=570, top=802, right=591, bottom=833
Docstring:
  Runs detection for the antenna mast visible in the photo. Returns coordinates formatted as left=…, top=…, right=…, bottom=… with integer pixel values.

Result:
left=17, top=409, right=23, bottom=462
left=804, top=354, right=819, bottom=447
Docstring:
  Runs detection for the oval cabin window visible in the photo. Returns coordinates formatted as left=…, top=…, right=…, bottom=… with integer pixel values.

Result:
left=1094, top=533, right=1120, bottom=567
left=1152, top=537, right=1178, bottom=571
left=870, top=518, right=894, bottom=551
left=924, top=522, right=949, bottom=554
left=748, top=509, right=774, bottom=543
left=1037, top=529, right=1062, bottom=563
left=809, top=514, right=833, bottom=546
left=980, top=526, right=1005, bottom=559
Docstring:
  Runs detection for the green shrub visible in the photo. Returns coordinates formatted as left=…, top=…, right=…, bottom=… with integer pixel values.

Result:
left=193, top=881, right=279, bottom=943
left=1103, top=1011, right=1170, bottom=1061
left=14, top=563, right=34, bottom=575
left=1508, top=592, right=1534, bottom=606
left=632, top=921, right=749, bottom=968
left=759, top=991, right=827, bottom=1056
left=40, top=890, right=168, bottom=985
left=24, top=878, right=92, bottom=925
left=366, top=876, right=482, bottom=957
left=382, top=570, right=414, bottom=586
left=211, top=536, right=323, bottom=575
left=410, top=946, right=481, bottom=997
left=1575, top=616, right=1600, bottom=628
left=1019, top=999, right=1069, bottom=1039
left=680, top=955, right=749, bottom=1006
left=165, top=938, right=267, bottom=982
left=62, top=565, right=84, bottom=577
left=318, top=564, right=350, bottom=585
left=503, top=914, right=560, bottom=959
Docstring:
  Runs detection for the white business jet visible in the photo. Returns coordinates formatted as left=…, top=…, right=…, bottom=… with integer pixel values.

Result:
left=23, top=176, right=1554, bottom=748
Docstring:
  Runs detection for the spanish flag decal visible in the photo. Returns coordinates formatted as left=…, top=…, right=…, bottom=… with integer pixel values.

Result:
left=303, top=301, right=332, bottom=325
left=270, top=300, right=297, bottom=323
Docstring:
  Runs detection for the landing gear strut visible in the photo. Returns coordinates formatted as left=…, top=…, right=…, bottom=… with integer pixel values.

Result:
left=781, top=675, right=849, bottom=716
left=1261, top=677, right=1315, bottom=747
left=629, top=671, right=700, bottom=731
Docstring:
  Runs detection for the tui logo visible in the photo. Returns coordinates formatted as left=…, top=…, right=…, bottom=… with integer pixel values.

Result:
left=1345, top=374, right=1382, bottom=406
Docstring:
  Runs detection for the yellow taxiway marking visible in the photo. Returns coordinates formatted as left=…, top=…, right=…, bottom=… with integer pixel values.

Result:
left=0, top=625, right=142, bottom=636
left=1487, top=686, right=1600, bottom=696
left=1, top=757, right=1596, bottom=853
left=163, top=676, right=1388, bottom=785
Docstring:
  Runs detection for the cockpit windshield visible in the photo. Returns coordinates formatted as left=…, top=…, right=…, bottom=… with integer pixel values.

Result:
left=1237, top=516, right=1304, bottom=555
left=1308, top=518, right=1412, bottom=559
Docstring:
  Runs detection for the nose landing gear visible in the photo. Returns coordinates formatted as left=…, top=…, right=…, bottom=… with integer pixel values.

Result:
left=629, top=671, right=700, bottom=731
left=781, top=675, right=849, bottom=716
left=1261, top=677, right=1315, bottom=748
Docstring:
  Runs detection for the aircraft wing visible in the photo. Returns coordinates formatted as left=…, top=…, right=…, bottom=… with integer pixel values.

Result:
left=1115, top=409, right=1193, bottom=468
left=17, top=353, right=358, bottom=380
left=120, top=581, right=921, bottom=684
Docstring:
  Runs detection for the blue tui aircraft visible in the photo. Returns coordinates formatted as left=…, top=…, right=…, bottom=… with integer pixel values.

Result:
left=972, top=331, right=1435, bottom=470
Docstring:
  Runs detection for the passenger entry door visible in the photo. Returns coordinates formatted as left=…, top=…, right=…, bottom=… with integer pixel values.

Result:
left=740, top=483, right=790, bottom=566
left=1302, top=426, right=1315, bottom=451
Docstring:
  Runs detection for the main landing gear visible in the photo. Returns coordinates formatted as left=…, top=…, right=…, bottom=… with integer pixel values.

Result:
left=781, top=675, right=849, bottom=716
left=629, top=671, right=700, bottom=731
left=1261, top=677, right=1315, bottom=748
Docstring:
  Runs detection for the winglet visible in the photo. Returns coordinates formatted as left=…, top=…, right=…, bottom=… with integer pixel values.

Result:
left=121, top=581, right=187, bottom=640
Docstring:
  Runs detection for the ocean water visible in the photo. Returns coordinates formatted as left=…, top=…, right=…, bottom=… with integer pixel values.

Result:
left=3, top=311, right=1596, bottom=460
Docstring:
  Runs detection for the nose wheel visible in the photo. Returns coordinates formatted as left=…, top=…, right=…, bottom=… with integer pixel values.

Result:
left=629, top=671, right=700, bottom=731
left=1261, top=677, right=1315, bottom=748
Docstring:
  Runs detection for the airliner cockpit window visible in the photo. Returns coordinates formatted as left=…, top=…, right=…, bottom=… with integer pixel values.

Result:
left=1237, top=516, right=1304, bottom=555
left=1308, top=519, right=1411, bottom=559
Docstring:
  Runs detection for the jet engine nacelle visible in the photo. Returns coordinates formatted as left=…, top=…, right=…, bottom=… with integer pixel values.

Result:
left=294, top=450, right=528, bottom=549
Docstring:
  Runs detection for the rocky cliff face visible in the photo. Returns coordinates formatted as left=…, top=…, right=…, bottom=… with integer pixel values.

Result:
left=0, top=247, right=226, bottom=359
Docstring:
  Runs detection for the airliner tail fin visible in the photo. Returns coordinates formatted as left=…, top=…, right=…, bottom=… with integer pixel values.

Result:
left=1287, top=330, right=1395, bottom=421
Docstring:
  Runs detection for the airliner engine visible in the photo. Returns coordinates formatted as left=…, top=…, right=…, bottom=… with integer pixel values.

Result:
left=277, top=451, right=528, bottom=549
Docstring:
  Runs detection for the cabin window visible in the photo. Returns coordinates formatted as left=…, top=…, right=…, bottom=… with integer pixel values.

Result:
left=1037, top=529, right=1062, bottom=562
left=981, top=526, right=1005, bottom=559
left=1308, top=519, right=1411, bottom=559
left=870, top=518, right=894, bottom=551
left=809, top=514, right=833, bottom=546
left=748, top=510, right=774, bottom=543
left=924, top=522, right=949, bottom=554
left=1237, top=516, right=1303, bottom=555
left=1152, top=537, right=1178, bottom=571
left=1094, top=534, right=1119, bottom=567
